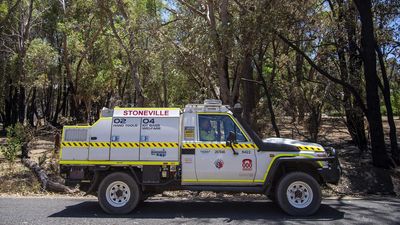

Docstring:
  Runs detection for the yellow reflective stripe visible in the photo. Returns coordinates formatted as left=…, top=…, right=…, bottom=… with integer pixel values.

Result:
left=63, top=141, right=259, bottom=150
left=91, top=117, right=112, bottom=126
left=182, top=179, right=254, bottom=183
left=188, top=143, right=256, bottom=149
left=260, top=154, right=321, bottom=182
left=106, top=142, right=179, bottom=148
left=63, top=125, right=90, bottom=128
left=111, top=142, right=138, bottom=148
left=182, top=179, right=197, bottom=182
left=61, top=142, right=90, bottom=147
left=59, top=160, right=180, bottom=166
left=138, top=142, right=179, bottom=148
left=183, top=143, right=196, bottom=148
left=297, top=146, right=324, bottom=152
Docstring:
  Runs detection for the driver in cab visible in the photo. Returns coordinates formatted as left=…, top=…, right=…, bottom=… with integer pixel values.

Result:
left=199, top=118, right=216, bottom=141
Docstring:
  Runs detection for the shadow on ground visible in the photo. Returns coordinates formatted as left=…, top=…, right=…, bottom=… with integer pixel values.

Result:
left=49, top=200, right=344, bottom=222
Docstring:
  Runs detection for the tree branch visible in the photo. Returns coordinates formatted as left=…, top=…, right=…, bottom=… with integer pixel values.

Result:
left=275, top=31, right=368, bottom=115
left=176, top=0, right=207, bottom=20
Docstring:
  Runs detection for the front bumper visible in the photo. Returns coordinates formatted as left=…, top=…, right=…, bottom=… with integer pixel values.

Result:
left=318, top=147, right=342, bottom=184
left=317, top=147, right=341, bottom=184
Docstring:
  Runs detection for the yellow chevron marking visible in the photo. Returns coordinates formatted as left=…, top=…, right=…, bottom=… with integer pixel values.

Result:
left=64, top=141, right=180, bottom=149
left=297, top=145, right=324, bottom=152
left=137, top=142, right=179, bottom=148
left=181, top=143, right=257, bottom=149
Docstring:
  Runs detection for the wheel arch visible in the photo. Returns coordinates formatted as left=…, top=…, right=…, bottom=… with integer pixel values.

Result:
left=86, top=166, right=143, bottom=195
left=264, top=156, right=323, bottom=195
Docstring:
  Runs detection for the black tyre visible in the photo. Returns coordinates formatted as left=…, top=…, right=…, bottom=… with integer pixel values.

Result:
left=267, top=192, right=276, bottom=202
left=98, top=172, right=141, bottom=214
left=275, top=172, right=321, bottom=216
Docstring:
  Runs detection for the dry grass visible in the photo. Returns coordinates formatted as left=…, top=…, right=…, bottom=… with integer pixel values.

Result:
left=0, top=117, right=399, bottom=198
left=0, top=162, right=42, bottom=195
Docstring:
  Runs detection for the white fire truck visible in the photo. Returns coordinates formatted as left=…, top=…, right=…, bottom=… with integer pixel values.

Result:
left=59, top=100, right=340, bottom=216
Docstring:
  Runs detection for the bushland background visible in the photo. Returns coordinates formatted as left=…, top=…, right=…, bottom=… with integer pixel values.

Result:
left=0, top=0, right=399, bottom=197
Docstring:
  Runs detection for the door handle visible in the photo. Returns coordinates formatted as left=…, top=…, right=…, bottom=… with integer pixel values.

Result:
left=90, top=137, right=97, bottom=140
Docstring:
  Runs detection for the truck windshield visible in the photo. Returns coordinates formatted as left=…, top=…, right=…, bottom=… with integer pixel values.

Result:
left=198, top=115, right=247, bottom=142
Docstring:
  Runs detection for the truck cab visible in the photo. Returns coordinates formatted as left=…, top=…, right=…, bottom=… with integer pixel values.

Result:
left=181, top=101, right=259, bottom=185
left=60, top=100, right=341, bottom=216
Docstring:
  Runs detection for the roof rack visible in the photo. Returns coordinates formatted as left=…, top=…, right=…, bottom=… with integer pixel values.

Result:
left=203, top=99, right=222, bottom=106
left=184, top=99, right=230, bottom=113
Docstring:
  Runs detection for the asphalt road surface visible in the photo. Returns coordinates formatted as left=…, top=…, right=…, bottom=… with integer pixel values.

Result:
left=0, top=197, right=399, bottom=225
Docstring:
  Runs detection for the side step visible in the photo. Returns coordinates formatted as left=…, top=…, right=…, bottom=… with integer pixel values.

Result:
left=184, top=185, right=265, bottom=194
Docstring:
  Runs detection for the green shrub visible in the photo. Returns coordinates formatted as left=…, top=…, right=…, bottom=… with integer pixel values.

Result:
left=0, top=123, right=32, bottom=167
left=11, top=123, right=33, bottom=144
left=0, top=125, right=22, bottom=167
left=392, top=91, right=400, bottom=117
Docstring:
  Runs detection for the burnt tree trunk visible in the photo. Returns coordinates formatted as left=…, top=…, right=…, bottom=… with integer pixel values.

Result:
left=354, top=0, right=392, bottom=168
left=207, top=0, right=231, bottom=105
left=335, top=0, right=368, bottom=152
left=375, top=44, right=399, bottom=164
left=27, top=88, right=36, bottom=127
left=22, top=158, right=75, bottom=193
left=345, top=2, right=368, bottom=153
left=241, top=53, right=256, bottom=126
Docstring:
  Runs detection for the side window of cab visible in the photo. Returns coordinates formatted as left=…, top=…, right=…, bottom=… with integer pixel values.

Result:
left=198, top=115, right=247, bottom=142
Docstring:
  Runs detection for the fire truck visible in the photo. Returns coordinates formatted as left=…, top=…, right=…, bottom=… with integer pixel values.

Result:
left=59, top=99, right=341, bottom=216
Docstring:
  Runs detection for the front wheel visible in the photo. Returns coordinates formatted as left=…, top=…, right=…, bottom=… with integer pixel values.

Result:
left=98, top=172, right=141, bottom=214
left=275, top=172, right=321, bottom=216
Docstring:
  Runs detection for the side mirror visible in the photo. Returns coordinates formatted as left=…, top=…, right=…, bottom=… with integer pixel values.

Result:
left=226, top=131, right=237, bottom=145
left=226, top=131, right=239, bottom=155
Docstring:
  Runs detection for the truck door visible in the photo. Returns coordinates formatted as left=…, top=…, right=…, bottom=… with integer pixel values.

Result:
left=88, top=118, right=112, bottom=160
left=109, top=117, right=141, bottom=161
left=193, top=114, right=257, bottom=185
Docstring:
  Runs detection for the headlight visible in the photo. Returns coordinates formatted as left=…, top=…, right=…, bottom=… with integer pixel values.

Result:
left=315, top=152, right=328, bottom=158
left=324, top=147, right=336, bottom=157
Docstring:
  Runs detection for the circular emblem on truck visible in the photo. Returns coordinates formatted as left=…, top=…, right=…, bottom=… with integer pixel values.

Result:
left=214, top=159, right=224, bottom=169
left=242, top=159, right=252, bottom=171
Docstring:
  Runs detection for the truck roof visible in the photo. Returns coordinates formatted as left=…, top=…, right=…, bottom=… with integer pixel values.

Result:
left=184, top=99, right=231, bottom=113
left=100, top=100, right=233, bottom=117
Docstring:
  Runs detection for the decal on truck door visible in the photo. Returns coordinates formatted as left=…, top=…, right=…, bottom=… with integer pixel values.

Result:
left=214, top=159, right=224, bottom=169
left=242, top=159, right=253, bottom=171
left=184, top=126, right=195, bottom=140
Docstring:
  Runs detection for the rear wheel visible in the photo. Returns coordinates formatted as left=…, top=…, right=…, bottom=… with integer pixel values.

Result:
left=275, top=172, right=321, bottom=216
left=98, top=172, right=141, bottom=214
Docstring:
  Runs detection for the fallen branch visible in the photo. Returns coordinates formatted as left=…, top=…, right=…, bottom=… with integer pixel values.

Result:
left=21, top=158, right=76, bottom=193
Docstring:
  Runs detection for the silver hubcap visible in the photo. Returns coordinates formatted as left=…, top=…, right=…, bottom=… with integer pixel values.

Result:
left=287, top=181, right=313, bottom=208
left=106, top=181, right=131, bottom=207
